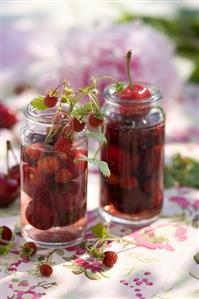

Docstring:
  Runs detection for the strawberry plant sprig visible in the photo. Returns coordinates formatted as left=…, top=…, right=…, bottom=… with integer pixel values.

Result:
left=31, top=79, right=110, bottom=177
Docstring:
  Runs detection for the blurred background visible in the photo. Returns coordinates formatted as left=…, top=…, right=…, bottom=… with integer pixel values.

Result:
left=1, top=0, right=199, bottom=157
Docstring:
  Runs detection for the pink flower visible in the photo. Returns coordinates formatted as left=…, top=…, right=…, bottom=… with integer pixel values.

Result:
left=74, top=257, right=102, bottom=272
left=192, top=200, right=199, bottom=210
left=2, top=20, right=181, bottom=107
left=174, top=227, right=187, bottom=241
left=170, top=196, right=190, bottom=209
left=131, top=228, right=174, bottom=251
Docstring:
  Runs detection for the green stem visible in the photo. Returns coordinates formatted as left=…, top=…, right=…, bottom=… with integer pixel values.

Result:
left=126, top=50, right=134, bottom=90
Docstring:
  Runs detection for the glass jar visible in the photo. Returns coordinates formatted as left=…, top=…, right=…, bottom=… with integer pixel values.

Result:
left=20, top=104, right=88, bottom=247
left=99, top=82, right=165, bottom=225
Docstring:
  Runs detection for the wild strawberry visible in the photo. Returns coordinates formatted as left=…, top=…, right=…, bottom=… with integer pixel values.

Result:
left=22, top=165, right=42, bottom=189
left=38, top=155, right=60, bottom=174
left=39, top=264, right=53, bottom=277
left=0, top=226, right=12, bottom=243
left=107, top=174, right=119, bottom=185
left=26, top=143, right=44, bottom=161
left=21, top=242, right=38, bottom=257
left=88, top=113, right=103, bottom=128
left=44, top=95, right=58, bottom=108
left=103, top=251, right=118, bottom=267
left=54, top=137, right=72, bottom=153
left=72, top=118, right=85, bottom=132
left=55, top=169, right=72, bottom=184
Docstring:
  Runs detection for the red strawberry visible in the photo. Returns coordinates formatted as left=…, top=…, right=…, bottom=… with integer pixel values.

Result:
left=88, top=113, right=103, bottom=128
left=38, top=155, right=60, bottom=174
left=44, top=95, right=58, bottom=108
left=22, top=165, right=42, bottom=190
left=21, top=242, right=38, bottom=257
left=55, top=169, right=72, bottom=184
left=0, top=226, right=12, bottom=244
left=26, top=143, right=44, bottom=161
left=39, top=264, right=53, bottom=277
left=25, top=200, right=54, bottom=230
left=54, top=137, right=72, bottom=153
left=103, top=251, right=118, bottom=267
left=71, top=149, right=88, bottom=178
left=72, top=118, right=85, bottom=132
left=107, top=174, right=119, bottom=185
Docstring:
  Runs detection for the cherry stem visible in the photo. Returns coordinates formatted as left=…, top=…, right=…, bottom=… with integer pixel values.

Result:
left=6, top=141, right=11, bottom=176
left=126, top=50, right=134, bottom=91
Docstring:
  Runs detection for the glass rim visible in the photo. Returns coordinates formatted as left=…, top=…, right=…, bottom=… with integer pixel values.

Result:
left=103, top=81, right=163, bottom=105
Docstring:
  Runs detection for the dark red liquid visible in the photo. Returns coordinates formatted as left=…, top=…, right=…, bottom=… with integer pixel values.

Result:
left=21, top=134, right=87, bottom=245
left=100, top=118, right=165, bottom=222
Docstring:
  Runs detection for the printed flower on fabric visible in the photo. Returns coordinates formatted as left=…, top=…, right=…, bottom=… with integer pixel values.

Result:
left=192, top=199, right=199, bottom=210
left=170, top=196, right=190, bottom=209
left=64, top=256, right=108, bottom=280
left=129, top=223, right=188, bottom=251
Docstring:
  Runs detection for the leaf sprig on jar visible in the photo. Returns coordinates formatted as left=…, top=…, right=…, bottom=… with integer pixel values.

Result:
left=31, top=79, right=110, bottom=177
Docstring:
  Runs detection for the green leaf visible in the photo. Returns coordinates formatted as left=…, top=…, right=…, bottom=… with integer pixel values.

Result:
left=85, top=130, right=107, bottom=143
left=78, top=156, right=111, bottom=177
left=72, top=102, right=92, bottom=119
left=0, top=245, right=10, bottom=256
left=31, top=96, right=47, bottom=110
left=194, top=252, right=199, bottom=264
left=192, top=214, right=199, bottom=228
left=56, top=249, right=65, bottom=256
left=91, top=223, right=108, bottom=238
left=114, top=82, right=125, bottom=92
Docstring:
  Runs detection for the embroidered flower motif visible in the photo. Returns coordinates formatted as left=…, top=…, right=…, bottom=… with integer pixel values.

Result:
left=170, top=196, right=190, bottom=209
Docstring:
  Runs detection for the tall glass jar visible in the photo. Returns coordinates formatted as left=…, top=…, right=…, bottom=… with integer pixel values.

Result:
left=99, top=83, right=165, bottom=225
left=20, top=104, right=88, bottom=247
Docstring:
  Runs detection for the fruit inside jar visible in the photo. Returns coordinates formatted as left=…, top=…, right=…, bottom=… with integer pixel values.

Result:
left=100, top=118, right=165, bottom=222
left=21, top=131, right=88, bottom=247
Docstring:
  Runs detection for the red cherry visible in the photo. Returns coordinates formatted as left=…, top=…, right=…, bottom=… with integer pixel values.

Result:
left=39, top=264, right=53, bottom=277
left=121, top=83, right=151, bottom=100
left=55, top=169, right=72, bottom=184
left=9, top=164, right=20, bottom=184
left=25, top=200, right=54, bottom=230
left=120, top=176, right=138, bottom=189
left=0, top=174, right=19, bottom=207
left=21, top=242, right=38, bottom=257
left=26, top=143, right=44, bottom=161
left=72, top=118, right=85, bottom=132
left=88, top=113, right=103, bottom=128
left=38, top=155, right=60, bottom=174
left=0, top=226, right=12, bottom=243
left=54, top=137, right=72, bottom=153
left=103, top=251, right=118, bottom=267
left=0, top=102, right=17, bottom=129
left=44, top=95, right=58, bottom=108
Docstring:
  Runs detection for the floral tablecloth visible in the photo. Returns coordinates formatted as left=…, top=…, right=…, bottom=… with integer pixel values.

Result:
left=1, top=143, right=199, bottom=299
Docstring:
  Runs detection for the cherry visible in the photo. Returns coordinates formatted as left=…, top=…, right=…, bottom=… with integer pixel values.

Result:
left=88, top=113, right=103, bottom=128
left=0, top=141, right=20, bottom=207
left=0, top=175, right=19, bottom=207
left=121, top=83, right=151, bottom=100
left=39, top=264, right=53, bottom=277
left=0, top=226, right=12, bottom=244
left=0, top=102, right=17, bottom=129
left=44, top=95, right=58, bottom=108
left=120, top=51, right=151, bottom=100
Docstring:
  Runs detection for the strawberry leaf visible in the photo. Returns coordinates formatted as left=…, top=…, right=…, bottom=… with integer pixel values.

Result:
left=91, top=224, right=108, bottom=238
left=78, top=156, right=110, bottom=177
left=0, top=244, right=11, bottom=256
left=85, top=130, right=107, bottom=143
left=31, top=96, right=47, bottom=110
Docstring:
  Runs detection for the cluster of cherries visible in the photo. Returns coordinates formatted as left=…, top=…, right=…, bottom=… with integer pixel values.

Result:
left=0, top=225, right=118, bottom=277
left=100, top=51, right=164, bottom=217
left=0, top=141, right=20, bottom=207
left=0, top=102, right=17, bottom=130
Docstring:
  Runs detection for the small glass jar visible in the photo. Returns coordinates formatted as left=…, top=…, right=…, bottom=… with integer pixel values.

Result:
left=99, top=83, right=165, bottom=225
left=20, top=104, right=88, bottom=247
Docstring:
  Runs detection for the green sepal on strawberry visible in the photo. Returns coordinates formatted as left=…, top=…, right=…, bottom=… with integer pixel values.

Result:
left=21, top=242, right=38, bottom=257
